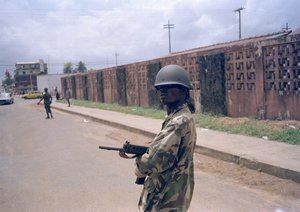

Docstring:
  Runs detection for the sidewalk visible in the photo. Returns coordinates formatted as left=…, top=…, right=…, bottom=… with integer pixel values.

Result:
left=51, top=102, right=300, bottom=183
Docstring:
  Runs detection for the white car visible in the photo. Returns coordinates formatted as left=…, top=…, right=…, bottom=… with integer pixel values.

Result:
left=0, top=92, right=14, bottom=105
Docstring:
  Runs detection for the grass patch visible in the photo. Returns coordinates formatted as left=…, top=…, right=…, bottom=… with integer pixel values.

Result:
left=58, top=99, right=165, bottom=119
left=195, top=113, right=275, bottom=137
left=57, top=99, right=300, bottom=145
left=270, top=129, right=300, bottom=144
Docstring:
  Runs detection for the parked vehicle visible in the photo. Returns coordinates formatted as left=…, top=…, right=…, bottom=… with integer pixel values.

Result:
left=21, top=91, right=43, bottom=99
left=0, top=92, right=14, bottom=105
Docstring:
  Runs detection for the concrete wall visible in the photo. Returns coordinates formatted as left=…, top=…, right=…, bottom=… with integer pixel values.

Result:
left=61, top=31, right=300, bottom=120
left=37, top=74, right=67, bottom=95
left=263, top=41, right=300, bottom=120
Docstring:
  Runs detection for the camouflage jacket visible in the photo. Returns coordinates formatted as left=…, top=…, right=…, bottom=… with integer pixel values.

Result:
left=135, top=104, right=196, bottom=212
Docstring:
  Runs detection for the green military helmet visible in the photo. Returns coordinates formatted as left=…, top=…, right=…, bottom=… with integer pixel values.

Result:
left=154, top=64, right=192, bottom=89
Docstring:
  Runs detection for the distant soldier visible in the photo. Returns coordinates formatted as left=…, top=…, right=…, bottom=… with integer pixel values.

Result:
left=134, top=65, right=197, bottom=211
left=37, top=88, right=53, bottom=119
left=65, top=88, right=71, bottom=107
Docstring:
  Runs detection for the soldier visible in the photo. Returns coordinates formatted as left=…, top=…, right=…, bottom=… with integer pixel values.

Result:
left=134, top=65, right=197, bottom=211
left=37, top=88, right=53, bottom=119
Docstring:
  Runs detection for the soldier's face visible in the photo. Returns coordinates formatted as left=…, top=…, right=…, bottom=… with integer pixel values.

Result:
left=156, top=85, right=185, bottom=105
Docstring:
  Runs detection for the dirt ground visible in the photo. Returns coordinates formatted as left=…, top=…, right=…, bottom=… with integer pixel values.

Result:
left=106, top=110, right=300, bottom=200
left=109, top=129, right=300, bottom=201
left=194, top=154, right=300, bottom=200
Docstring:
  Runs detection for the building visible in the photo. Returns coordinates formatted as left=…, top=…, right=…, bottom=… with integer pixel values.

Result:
left=61, top=28, right=300, bottom=120
left=14, top=59, right=48, bottom=94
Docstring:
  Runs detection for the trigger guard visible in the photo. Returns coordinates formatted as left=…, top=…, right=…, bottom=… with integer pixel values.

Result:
left=119, top=151, right=139, bottom=159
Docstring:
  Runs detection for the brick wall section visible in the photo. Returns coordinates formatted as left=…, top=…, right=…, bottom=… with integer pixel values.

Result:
left=87, top=72, right=97, bottom=101
left=126, top=63, right=140, bottom=105
left=101, top=67, right=117, bottom=103
left=184, top=53, right=201, bottom=112
left=263, top=41, right=300, bottom=120
left=61, top=76, right=72, bottom=98
left=136, top=62, right=149, bottom=107
left=76, top=75, right=83, bottom=100
left=225, top=45, right=261, bottom=118
left=61, top=32, right=300, bottom=120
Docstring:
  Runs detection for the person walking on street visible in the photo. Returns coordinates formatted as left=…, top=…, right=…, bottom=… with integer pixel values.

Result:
left=65, top=88, right=71, bottom=107
left=37, top=88, right=53, bottom=119
left=54, top=86, right=60, bottom=100
left=134, top=65, right=197, bottom=212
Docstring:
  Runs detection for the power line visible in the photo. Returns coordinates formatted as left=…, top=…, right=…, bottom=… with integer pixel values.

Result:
left=163, top=20, right=174, bottom=53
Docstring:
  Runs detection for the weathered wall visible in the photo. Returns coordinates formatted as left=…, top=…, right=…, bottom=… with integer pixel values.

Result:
left=263, top=41, right=300, bottom=120
left=102, top=68, right=117, bottom=103
left=60, top=32, right=300, bottom=120
left=86, top=72, right=97, bottom=101
left=95, top=71, right=104, bottom=102
left=198, top=53, right=226, bottom=115
left=116, top=66, right=127, bottom=105
left=147, top=61, right=161, bottom=108
left=125, top=63, right=138, bottom=106
left=225, top=45, right=262, bottom=118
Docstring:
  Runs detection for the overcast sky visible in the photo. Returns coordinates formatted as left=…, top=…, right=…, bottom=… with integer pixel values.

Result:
left=0, top=0, right=299, bottom=80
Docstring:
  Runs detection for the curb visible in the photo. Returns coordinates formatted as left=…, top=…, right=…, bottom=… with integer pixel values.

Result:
left=52, top=105, right=300, bottom=184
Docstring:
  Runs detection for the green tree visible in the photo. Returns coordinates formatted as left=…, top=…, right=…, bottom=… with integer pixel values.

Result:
left=2, top=70, right=14, bottom=90
left=63, top=62, right=73, bottom=74
left=76, top=61, right=87, bottom=73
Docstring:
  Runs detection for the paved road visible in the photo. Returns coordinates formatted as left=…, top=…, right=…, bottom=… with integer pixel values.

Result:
left=0, top=98, right=299, bottom=212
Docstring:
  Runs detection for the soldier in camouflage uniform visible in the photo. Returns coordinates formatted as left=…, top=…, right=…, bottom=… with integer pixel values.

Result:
left=135, top=65, right=197, bottom=212
left=37, top=88, right=53, bottom=119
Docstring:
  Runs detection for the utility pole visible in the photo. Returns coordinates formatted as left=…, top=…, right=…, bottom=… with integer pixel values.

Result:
left=163, top=20, right=174, bottom=53
left=234, top=7, right=245, bottom=40
left=114, top=52, right=119, bottom=67
left=282, top=23, right=291, bottom=32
